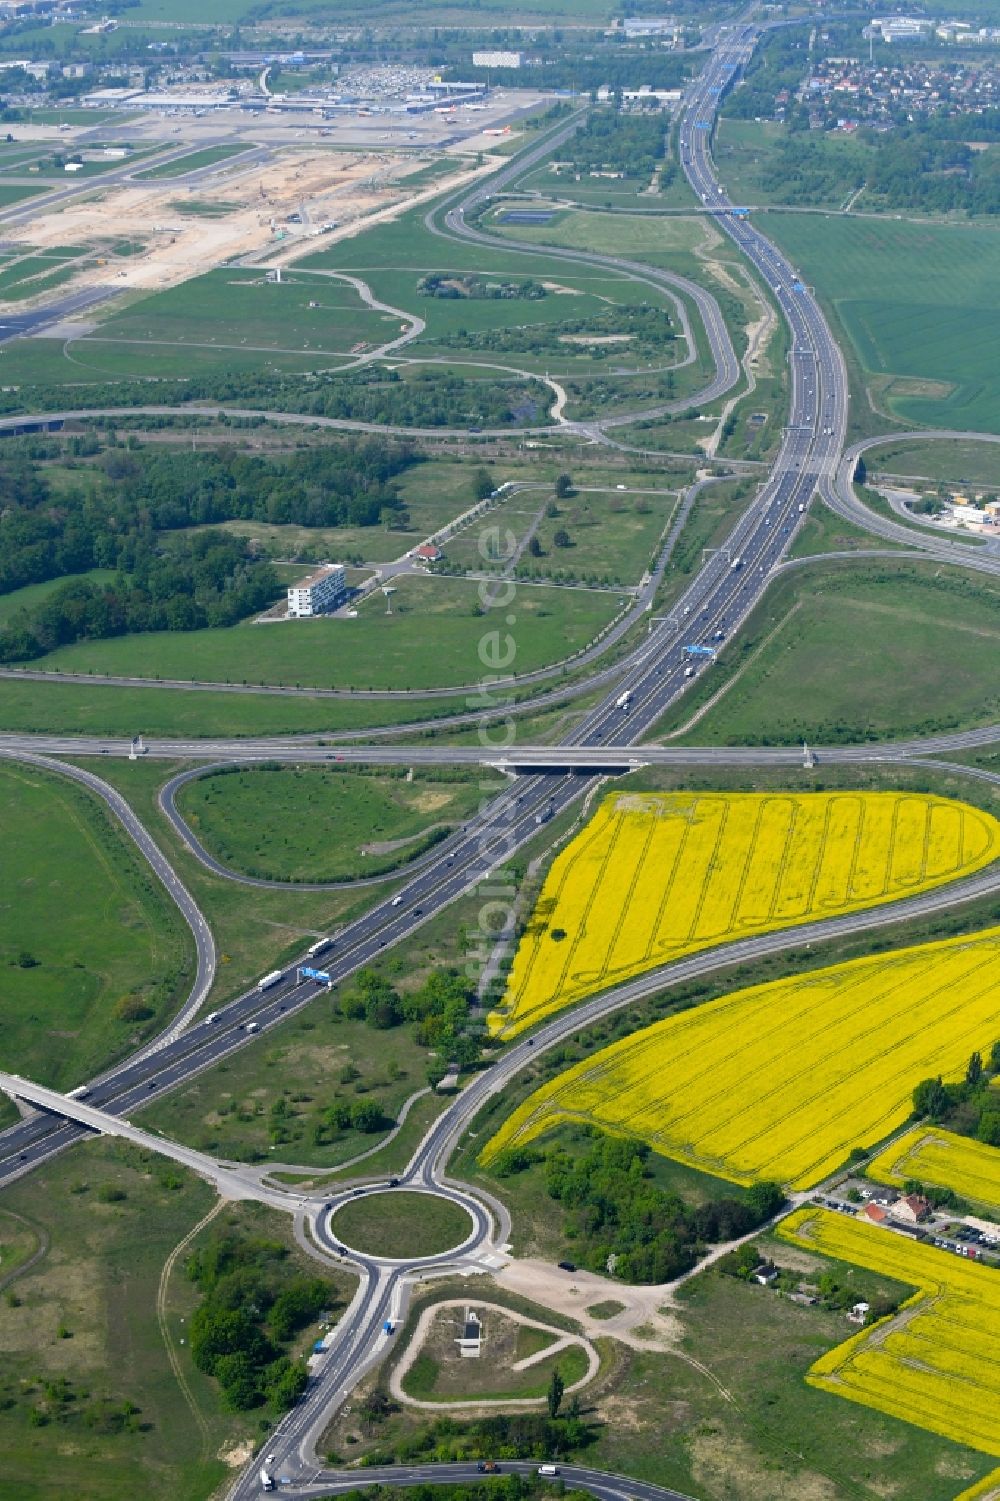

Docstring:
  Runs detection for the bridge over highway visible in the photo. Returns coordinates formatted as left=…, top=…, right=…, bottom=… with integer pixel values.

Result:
left=0, top=1071, right=301, bottom=1208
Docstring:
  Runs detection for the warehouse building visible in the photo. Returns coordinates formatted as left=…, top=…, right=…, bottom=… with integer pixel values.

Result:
left=472, top=50, right=524, bottom=69
left=287, top=564, right=347, bottom=617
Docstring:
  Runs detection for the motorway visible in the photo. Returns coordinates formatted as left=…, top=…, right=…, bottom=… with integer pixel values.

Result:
left=2, top=21, right=1000, bottom=1501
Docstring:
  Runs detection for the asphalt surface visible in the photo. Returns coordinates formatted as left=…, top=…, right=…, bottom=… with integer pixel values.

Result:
left=829, top=429, right=1000, bottom=569
left=299, top=1462, right=698, bottom=1501
left=0, top=137, right=279, bottom=342
left=428, top=111, right=742, bottom=432
left=2, top=27, right=999, bottom=1501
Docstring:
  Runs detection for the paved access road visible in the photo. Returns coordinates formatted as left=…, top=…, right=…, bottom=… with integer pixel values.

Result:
left=829, top=429, right=1000, bottom=564
left=299, top=1462, right=698, bottom=1501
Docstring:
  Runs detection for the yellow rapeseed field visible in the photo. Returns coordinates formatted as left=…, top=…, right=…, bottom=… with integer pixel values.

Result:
left=482, top=927, right=1000, bottom=1189
left=779, top=1207, right=1000, bottom=1457
left=488, top=791, right=1000, bottom=1038
left=869, top=1127, right=1000, bottom=1215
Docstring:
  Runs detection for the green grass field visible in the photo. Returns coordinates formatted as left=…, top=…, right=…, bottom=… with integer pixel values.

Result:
left=140, top=999, right=439, bottom=1167
left=715, top=118, right=867, bottom=208
left=653, top=559, right=1000, bottom=744
left=0, top=676, right=478, bottom=738
left=402, top=1308, right=588, bottom=1401
left=13, top=572, right=620, bottom=690
left=865, top=436, right=1000, bottom=489
left=764, top=212, right=1000, bottom=432
left=0, top=569, right=116, bottom=623
left=72, top=757, right=387, bottom=1022
left=0, top=182, right=48, bottom=206
left=590, top=1270, right=993, bottom=1501
left=0, top=248, right=86, bottom=303
left=0, top=336, right=325, bottom=388
left=788, top=504, right=903, bottom=559
left=488, top=205, right=714, bottom=263
left=442, top=479, right=679, bottom=585
left=530, top=486, right=677, bottom=583
left=165, top=198, right=242, bottom=217
left=0, top=1143, right=354, bottom=1501
left=509, top=166, right=665, bottom=210
left=134, top=144, right=254, bottom=180
left=300, top=205, right=686, bottom=350
left=331, top=1190, right=471, bottom=1258
left=0, top=1143, right=228, bottom=1501
left=0, top=267, right=399, bottom=388
left=0, top=761, right=191, bottom=1087
left=177, top=765, right=504, bottom=882
left=53, top=268, right=384, bottom=353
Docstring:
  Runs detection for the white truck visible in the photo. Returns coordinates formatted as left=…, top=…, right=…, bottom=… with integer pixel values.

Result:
left=615, top=690, right=632, bottom=710
left=730, top=556, right=742, bottom=570
left=257, top=970, right=283, bottom=992
left=259, top=1466, right=275, bottom=1491
left=306, top=938, right=331, bottom=957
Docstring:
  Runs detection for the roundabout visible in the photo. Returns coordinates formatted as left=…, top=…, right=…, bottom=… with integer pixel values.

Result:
left=327, top=1187, right=478, bottom=1262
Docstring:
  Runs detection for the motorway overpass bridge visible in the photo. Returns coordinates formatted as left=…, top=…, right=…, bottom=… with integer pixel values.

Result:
left=7, top=731, right=1000, bottom=770
left=0, top=1071, right=301, bottom=1209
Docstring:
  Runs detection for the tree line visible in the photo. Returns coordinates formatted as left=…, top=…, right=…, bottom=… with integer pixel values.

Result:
left=912, top=1040, right=1000, bottom=1147
left=0, top=433, right=426, bottom=659
left=186, top=1225, right=334, bottom=1413
left=0, top=530, right=278, bottom=663
left=494, top=1129, right=785, bottom=1283
left=434, top=301, right=675, bottom=361
left=345, top=1400, right=593, bottom=1469
left=0, top=365, right=550, bottom=432
left=566, top=109, right=668, bottom=180
left=336, top=966, right=484, bottom=1081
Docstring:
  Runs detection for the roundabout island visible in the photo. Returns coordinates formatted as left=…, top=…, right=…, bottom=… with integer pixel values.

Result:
left=329, top=1188, right=476, bottom=1262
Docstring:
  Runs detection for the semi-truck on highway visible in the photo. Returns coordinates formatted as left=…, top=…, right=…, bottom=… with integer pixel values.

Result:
left=257, top=970, right=283, bottom=992
left=306, top=939, right=331, bottom=957
left=259, top=1466, right=275, bottom=1491
left=615, top=690, right=632, bottom=710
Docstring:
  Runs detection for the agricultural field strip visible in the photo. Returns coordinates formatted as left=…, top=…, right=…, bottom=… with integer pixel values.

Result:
left=779, top=1208, right=1000, bottom=1456
left=484, top=924, right=1000, bottom=1190
left=489, top=790, right=1000, bottom=1039
left=868, top=1126, right=1000, bottom=1214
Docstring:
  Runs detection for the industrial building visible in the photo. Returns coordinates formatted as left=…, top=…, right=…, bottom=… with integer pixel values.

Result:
left=472, top=50, right=524, bottom=69
left=596, top=83, right=682, bottom=107
left=287, top=565, right=347, bottom=618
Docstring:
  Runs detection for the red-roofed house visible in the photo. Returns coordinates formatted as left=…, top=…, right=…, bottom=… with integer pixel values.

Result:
left=892, top=1194, right=930, bottom=1225
left=862, top=1203, right=888, bottom=1225
left=414, top=543, right=442, bottom=562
